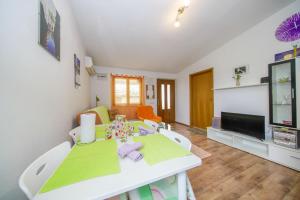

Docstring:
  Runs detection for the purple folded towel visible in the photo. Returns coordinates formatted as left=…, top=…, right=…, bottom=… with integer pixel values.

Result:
left=128, top=150, right=144, bottom=161
left=138, top=126, right=155, bottom=136
left=118, top=142, right=143, bottom=158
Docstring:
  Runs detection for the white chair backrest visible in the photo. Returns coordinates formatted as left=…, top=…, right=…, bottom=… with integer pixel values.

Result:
left=19, top=142, right=71, bottom=199
left=144, top=119, right=159, bottom=130
left=68, top=126, right=81, bottom=144
left=159, top=129, right=192, bottom=151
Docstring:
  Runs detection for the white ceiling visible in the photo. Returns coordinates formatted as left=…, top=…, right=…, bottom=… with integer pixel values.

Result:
left=70, top=0, right=294, bottom=73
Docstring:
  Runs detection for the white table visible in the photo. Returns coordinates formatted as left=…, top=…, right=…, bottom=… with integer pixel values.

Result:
left=33, top=132, right=201, bottom=200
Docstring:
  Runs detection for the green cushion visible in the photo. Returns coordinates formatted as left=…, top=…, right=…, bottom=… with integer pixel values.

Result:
left=138, top=185, right=153, bottom=200
left=89, top=106, right=111, bottom=124
left=150, top=176, right=178, bottom=200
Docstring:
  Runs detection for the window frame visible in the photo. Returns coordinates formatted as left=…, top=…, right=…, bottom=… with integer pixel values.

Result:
left=111, top=75, right=144, bottom=106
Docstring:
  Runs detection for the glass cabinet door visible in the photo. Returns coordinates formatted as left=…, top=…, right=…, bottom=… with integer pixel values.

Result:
left=269, top=59, right=296, bottom=128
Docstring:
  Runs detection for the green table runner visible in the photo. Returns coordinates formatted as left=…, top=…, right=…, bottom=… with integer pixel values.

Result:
left=95, top=124, right=109, bottom=139
left=40, top=140, right=120, bottom=193
left=133, top=134, right=191, bottom=165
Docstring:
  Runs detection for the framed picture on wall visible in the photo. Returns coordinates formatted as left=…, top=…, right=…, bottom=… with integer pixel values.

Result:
left=38, top=0, right=60, bottom=60
left=234, top=65, right=249, bottom=75
left=74, top=54, right=80, bottom=88
left=146, top=84, right=155, bottom=99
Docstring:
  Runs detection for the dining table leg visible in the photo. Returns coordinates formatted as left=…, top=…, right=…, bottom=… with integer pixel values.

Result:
left=177, top=172, right=187, bottom=200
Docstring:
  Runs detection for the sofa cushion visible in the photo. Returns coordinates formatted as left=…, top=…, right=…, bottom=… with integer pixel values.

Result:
left=89, top=106, right=111, bottom=124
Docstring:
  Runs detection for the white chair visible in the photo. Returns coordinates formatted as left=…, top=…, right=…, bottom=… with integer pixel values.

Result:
left=159, top=129, right=196, bottom=200
left=68, top=126, right=81, bottom=144
left=159, top=129, right=192, bottom=151
left=129, top=129, right=196, bottom=200
left=19, top=142, right=71, bottom=199
left=143, top=119, right=159, bottom=131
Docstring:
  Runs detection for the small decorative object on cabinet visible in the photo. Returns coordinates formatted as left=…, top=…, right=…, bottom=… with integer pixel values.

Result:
left=275, top=48, right=300, bottom=61
left=211, top=117, right=221, bottom=129
left=232, top=73, right=242, bottom=86
left=272, top=126, right=299, bottom=149
left=268, top=58, right=300, bottom=129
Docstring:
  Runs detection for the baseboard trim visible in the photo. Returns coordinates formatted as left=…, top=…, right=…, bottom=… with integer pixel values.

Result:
left=190, top=127, right=207, bottom=132
left=175, top=121, right=190, bottom=127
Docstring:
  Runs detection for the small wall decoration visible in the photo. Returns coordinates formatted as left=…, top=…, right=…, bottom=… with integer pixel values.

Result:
left=275, top=48, right=300, bottom=61
left=275, top=12, right=300, bottom=60
left=74, top=54, right=80, bottom=88
left=146, top=84, right=155, bottom=100
left=275, top=12, right=300, bottom=42
left=234, top=65, right=249, bottom=75
left=232, top=65, right=248, bottom=87
left=38, top=0, right=60, bottom=60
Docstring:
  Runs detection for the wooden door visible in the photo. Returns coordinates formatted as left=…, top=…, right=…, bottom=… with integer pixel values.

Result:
left=190, top=69, right=214, bottom=129
left=157, top=79, right=175, bottom=123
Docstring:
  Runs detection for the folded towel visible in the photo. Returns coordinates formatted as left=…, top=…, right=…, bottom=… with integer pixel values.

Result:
left=128, top=150, right=144, bottom=161
left=138, top=126, right=155, bottom=136
left=118, top=142, right=143, bottom=158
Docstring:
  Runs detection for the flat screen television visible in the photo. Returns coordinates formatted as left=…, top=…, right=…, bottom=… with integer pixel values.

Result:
left=221, top=112, right=265, bottom=140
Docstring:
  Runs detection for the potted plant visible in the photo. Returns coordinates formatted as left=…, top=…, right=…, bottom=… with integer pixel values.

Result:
left=96, top=96, right=100, bottom=106
left=232, top=71, right=242, bottom=86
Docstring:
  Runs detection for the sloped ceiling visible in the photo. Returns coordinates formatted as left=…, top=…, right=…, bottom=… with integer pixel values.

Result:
left=70, top=0, right=294, bottom=73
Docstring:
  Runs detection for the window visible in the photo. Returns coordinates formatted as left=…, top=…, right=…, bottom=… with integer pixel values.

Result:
left=161, top=84, right=165, bottom=110
left=112, top=75, right=143, bottom=106
left=167, top=84, right=171, bottom=109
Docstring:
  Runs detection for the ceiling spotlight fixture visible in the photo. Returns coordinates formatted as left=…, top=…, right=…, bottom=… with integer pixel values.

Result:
left=174, top=0, right=191, bottom=28
left=184, top=0, right=191, bottom=8
left=174, top=19, right=181, bottom=28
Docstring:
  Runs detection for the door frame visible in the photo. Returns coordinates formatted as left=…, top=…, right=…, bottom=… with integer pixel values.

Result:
left=189, top=68, right=214, bottom=128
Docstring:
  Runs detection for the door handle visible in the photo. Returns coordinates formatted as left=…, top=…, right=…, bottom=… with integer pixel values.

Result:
left=291, top=88, right=295, bottom=99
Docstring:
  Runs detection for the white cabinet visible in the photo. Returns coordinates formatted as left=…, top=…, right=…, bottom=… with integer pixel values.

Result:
left=207, top=127, right=300, bottom=171
left=269, top=144, right=300, bottom=171
left=207, top=129, right=233, bottom=146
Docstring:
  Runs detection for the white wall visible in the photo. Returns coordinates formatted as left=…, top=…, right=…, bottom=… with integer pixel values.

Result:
left=176, top=1, right=300, bottom=137
left=91, top=66, right=176, bottom=113
left=0, top=0, right=90, bottom=199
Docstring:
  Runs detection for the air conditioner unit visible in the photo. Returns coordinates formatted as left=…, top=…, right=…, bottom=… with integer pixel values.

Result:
left=85, top=56, right=96, bottom=76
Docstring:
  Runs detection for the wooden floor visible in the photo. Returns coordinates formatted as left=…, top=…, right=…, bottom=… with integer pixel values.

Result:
left=171, top=123, right=300, bottom=200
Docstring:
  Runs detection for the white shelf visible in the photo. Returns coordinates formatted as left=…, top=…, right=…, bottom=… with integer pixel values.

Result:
left=207, top=127, right=300, bottom=171
left=214, top=83, right=268, bottom=90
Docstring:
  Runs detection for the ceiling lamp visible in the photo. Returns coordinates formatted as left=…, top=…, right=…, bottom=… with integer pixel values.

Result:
left=174, top=0, right=191, bottom=28
left=184, top=0, right=191, bottom=7
left=174, top=19, right=181, bottom=28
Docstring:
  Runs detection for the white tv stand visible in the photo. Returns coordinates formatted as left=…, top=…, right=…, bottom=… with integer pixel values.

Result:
left=207, top=127, right=300, bottom=171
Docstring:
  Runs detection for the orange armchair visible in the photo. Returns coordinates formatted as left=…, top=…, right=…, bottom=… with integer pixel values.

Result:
left=136, top=105, right=162, bottom=123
